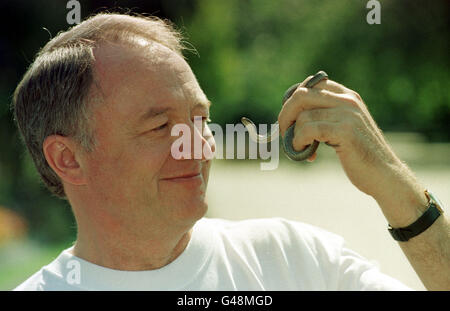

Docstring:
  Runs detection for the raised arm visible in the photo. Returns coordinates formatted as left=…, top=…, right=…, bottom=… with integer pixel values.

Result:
left=277, top=75, right=450, bottom=290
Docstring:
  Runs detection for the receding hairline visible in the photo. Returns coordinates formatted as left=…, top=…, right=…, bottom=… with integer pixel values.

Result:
left=41, top=13, right=186, bottom=57
left=45, top=13, right=189, bottom=109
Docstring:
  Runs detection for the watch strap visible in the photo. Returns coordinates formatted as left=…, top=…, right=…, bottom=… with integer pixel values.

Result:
left=388, top=202, right=442, bottom=242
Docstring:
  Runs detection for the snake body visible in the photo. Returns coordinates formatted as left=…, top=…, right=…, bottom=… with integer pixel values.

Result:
left=241, top=71, right=329, bottom=161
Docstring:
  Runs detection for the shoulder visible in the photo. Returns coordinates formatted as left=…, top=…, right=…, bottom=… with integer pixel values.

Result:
left=196, top=217, right=411, bottom=290
left=196, top=217, right=347, bottom=289
left=197, top=217, right=346, bottom=268
left=13, top=270, right=45, bottom=291
left=13, top=249, right=81, bottom=291
left=198, top=217, right=344, bottom=250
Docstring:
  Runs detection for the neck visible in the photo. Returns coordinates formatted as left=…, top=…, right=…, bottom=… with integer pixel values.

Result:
left=72, top=228, right=192, bottom=271
left=69, top=199, right=194, bottom=271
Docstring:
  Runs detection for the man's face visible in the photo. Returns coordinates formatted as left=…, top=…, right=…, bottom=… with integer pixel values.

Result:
left=80, top=40, right=215, bottom=230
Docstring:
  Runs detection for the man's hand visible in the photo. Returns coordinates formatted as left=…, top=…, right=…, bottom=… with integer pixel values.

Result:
left=278, top=76, right=404, bottom=201
left=278, top=76, right=428, bottom=225
left=277, top=75, right=450, bottom=290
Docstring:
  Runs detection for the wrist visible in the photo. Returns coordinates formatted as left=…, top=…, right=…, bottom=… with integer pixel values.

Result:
left=372, top=164, right=428, bottom=227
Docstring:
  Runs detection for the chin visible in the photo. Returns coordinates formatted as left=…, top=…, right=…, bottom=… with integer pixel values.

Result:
left=168, top=197, right=208, bottom=227
left=185, top=199, right=208, bottom=221
left=159, top=175, right=209, bottom=225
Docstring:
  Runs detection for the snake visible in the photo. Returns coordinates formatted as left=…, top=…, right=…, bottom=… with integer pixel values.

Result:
left=241, top=71, right=329, bottom=161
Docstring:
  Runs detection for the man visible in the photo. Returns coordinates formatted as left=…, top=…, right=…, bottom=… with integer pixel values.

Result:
left=12, top=13, right=449, bottom=290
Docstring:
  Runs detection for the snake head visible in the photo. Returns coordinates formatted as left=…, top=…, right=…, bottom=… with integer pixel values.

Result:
left=241, top=70, right=328, bottom=161
left=241, top=117, right=279, bottom=144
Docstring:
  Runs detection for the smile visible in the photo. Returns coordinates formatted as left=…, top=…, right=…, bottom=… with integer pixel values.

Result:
left=161, top=173, right=202, bottom=182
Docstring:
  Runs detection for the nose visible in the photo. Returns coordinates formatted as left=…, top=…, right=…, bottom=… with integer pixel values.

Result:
left=171, top=116, right=215, bottom=161
left=190, top=117, right=214, bottom=161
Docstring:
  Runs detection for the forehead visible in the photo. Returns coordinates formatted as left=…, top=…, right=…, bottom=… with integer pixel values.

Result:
left=92, top=40, right=208, bottom=120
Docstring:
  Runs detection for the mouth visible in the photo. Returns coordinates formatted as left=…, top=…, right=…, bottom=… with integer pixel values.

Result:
left=161, top=172, right=202, bottom=181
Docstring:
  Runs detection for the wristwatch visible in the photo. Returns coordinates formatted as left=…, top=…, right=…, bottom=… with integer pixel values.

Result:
left=388, top=190, right=444, bottom=242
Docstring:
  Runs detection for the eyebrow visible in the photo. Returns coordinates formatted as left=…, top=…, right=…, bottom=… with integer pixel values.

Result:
left=137, top=107, right=172, bottom=124
left=137, top=100, right=211, bottom=124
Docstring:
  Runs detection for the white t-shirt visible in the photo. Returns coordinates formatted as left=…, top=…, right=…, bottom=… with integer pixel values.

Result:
left=14, top=217, right=411, bottom=291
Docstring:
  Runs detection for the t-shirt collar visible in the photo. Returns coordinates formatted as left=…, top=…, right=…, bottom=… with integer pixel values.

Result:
left=43, top=218, right=215, bottom=290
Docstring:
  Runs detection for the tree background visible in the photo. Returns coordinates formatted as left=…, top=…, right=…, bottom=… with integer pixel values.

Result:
left=0, top=0, right=448, bottom=245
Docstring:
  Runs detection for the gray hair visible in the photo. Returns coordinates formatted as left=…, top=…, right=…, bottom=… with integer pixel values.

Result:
left=12, top=13, right=186, bottom=198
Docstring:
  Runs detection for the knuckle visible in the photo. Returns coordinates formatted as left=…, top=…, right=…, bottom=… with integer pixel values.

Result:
left=342, top=94, right=361, bottom=109
left=317, top=122, right=330, bottom=139
left=300, top=75, right=314, bottom=86
left=277, top=110, right=289, bottom=130
left=291, top=87, right=307, bottom=100
left=277, top=113, right=284, bottom=126
left=350, top=90, right=362, bottom=101
left=347, top=108, right=363, bottom=121
left=299, top=109, right=326, bottom=124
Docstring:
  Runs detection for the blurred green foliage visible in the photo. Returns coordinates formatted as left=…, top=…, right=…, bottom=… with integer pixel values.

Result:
left=185, top=0, right=449, bottom=137
left=0, top=0, right=448, bottom=244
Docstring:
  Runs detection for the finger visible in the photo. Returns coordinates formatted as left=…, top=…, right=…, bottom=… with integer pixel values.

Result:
left=306, top=152, right=317, bottom=162
left=312, top=79, right=348, bottom=94
left=278, top=88, right=356, bottom=136
left=296, top=74, right=352, bottom=94
left=295, top=107, right=357, bottom=130
left=292, top=121, right=340, bottom=152
left=298, top=75, right=314, bottom=87
left=315, top=79, right=365, bottom=105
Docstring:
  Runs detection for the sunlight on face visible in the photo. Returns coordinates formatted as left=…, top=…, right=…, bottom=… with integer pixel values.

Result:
left=82, top=39, right=215, bottom=230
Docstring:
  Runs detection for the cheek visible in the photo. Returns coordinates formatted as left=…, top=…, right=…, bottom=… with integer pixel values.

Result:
left=84, top=138, right=171, bottom=191
left=133, top=137, right=173, bottom=174
left=84, top=148, right=130, bottom=190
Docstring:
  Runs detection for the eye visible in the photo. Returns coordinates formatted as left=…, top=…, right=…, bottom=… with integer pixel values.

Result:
left=192, top=116, right=211, bottom=125
left=152, top=123, right=168, bottom=131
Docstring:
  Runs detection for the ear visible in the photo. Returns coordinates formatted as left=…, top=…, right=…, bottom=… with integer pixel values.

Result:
left=43, top=135, right=87, bottom=186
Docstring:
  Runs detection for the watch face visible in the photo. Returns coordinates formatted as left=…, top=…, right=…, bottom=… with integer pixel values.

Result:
left=427, top=191, right=444, bottom=213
